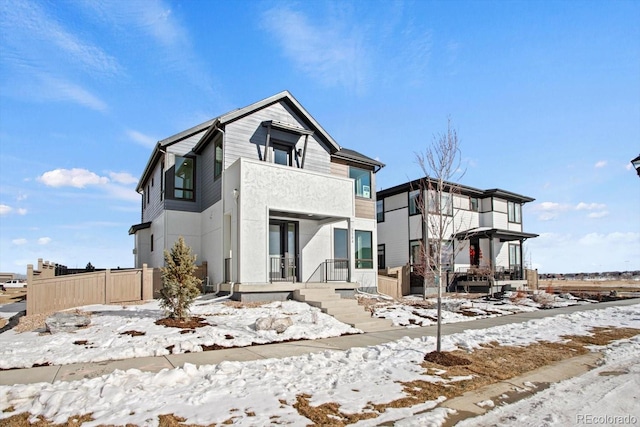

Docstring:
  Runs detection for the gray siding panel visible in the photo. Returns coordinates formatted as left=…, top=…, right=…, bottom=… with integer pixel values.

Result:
left=224, top=102, right=331, bottom=174
left=167, top=130, right=207, bottom=156
left=142, top=162, right=164, bottom=222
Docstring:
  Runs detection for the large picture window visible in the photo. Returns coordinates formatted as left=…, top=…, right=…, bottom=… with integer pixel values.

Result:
left=355, top=230, right=373, bottom=268
left=174, top=156, right=195, bottom=200
left=349, top=166, right=371, bottom=198
left=508, top=201, right=521, bottom=223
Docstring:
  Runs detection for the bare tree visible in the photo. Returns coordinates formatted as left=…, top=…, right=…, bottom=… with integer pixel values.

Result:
left=412, top=118, right=469, bottom=352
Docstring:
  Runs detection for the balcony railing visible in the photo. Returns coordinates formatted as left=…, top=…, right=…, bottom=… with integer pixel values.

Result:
left=270, top=256, right=297, bottom=282
left=306, top=259, right=350, bottom=283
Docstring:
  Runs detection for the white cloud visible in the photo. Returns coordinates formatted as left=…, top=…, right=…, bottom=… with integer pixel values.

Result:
left=0, top=204, right=12, bottom=215
left=12, top=238, right=28, bottom=245
left=38, top=237, right=52, bottom=245
left=126, top=130, right=157, bottom=148
left=38, top=168, right=109, bottom=188
left=38, top=74, right=108, bottom=112
left=594, top=160, right=607, bottom=168
left=587, top=211, right=609, bottom=219
left=262, top=6, right=369, bottom=93
left=104, top=185, right=141, bottom=203
left=17, top=208, right=27, bottom=215
left=578, top=232, right=639, bottom=246
left=575, top=202, right=607, bottom=211
left=109, top=171, right=139, bottom=185
left=0, top=0, right=121, bottom=77
left=531, top=201, right=570, bottom=221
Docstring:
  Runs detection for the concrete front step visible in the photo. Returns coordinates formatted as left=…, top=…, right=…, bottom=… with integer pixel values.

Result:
left=293, top=287, right=396, bottom=332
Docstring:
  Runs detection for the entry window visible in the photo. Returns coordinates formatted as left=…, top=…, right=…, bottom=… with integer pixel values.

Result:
left=508, top=201, right=521, bottom=223
left=273, top=144, right=292, bottom=166
left=378, top=244, right=385, bottom=269
left=334, top=228, right=348, bottom=260
left=409, top=239, right=422, bottom=269
left=350, top=166, right=371, bottom=198
left=355, top=230, right=373, bottom=268
left=509, top=243, right=521, bottom=270
left=174, top=156, right=195, bottom=200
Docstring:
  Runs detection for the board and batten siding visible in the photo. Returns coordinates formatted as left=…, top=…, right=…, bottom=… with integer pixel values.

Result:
left=199, top=138, right=222, bottom=211
left=224, top=101, right=331, bottom=175
left=142, top=162, right=164, bottom=223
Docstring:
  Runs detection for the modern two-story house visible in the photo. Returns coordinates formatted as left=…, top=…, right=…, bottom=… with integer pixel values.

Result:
left=129, top=91, right=383, bottom=300
left=376, top=178, right=537, bottom=294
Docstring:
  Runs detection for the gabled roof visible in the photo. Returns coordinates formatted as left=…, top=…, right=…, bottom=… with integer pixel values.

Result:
left=137, top=91, right=343, bottom=190
left=333, top=148, right=385, bottom=171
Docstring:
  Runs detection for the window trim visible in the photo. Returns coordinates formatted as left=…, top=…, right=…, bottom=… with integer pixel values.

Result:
left=508, top=201, right=522, bottom=224
left=355, top=230, right=373, bottom=269
left=376, top=199, right=384, bottom=222
left=377, top=243, right=385, bottom=270
left=174, top=156, right=196, bottom=201
left=409, top=190, right=420, bottom=216
left=214, top=137, right=223, bottom=180
left=349, top=166, right=372, bottom=199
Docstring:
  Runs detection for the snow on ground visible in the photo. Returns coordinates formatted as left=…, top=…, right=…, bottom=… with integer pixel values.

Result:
left=0, top=291, right=600, bottom=369
left=369, top=291, right=595, bottom=327
left=0, top=299, right=359, bottom=369
left=1, top=303, right=638, bottom=426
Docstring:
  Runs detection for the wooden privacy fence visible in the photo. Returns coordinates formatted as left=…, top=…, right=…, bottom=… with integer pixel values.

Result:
left=27, top=264, right=154, bottom=316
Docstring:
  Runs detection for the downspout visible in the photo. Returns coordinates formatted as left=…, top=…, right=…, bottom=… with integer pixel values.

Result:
left=218, top=127, right=226, bottom=285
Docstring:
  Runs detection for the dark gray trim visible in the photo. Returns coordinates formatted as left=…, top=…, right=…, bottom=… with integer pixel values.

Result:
left=333, top=148, right=385, bottom=170
left=454, top=228, right=538, bottom=242
left=128, top=222, right=151, bottom=235
left=377, top=177, right=534, bottom=204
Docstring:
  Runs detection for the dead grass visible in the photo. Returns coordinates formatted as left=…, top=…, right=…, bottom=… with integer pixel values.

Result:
left=2, top=327, right=639, bottom=426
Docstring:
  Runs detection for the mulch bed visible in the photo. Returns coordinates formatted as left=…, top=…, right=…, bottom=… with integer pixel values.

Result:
left=155, top=317, right=209, bottom=329
left=424, top=350, right=472, bottom=366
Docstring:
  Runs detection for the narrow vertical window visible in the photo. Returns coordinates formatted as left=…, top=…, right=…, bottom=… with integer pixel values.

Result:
left=160, top=161, right=164, bottom=201
left=214, top=137, right=223, bottom=179
left=409, top=190, right=420, bottom=215
left=355, top=230, right=372, bottom=268
left=150, top=234, right=154, bottom=252
left=508, top=201, right=521, bottom=223
left=174, top=156, right=195, bottom=200
left=376, top=199, right=384, bottom=222
left=377, top=244, right=385, bottom=269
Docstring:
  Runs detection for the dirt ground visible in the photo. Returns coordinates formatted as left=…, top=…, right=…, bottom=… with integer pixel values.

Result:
left=2, top=326, right=639, bottom=427
left=539, top=279, right=640, bottom=293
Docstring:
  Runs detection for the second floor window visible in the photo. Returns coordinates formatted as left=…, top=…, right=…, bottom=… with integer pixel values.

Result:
left=409, top=190, right=420, bottom=215
left=508, top=201, right=521, bottom=223
left=174, top=156, right=195, bottom=200
left=349, top=166, right=371, bottom=198
left=428, top=191, right=453, bottom=216
left=376, top=199, right=384, bottom=222
left=469, top=197, right=479, bottom=212
left=214, top=138, right=223, bottom=179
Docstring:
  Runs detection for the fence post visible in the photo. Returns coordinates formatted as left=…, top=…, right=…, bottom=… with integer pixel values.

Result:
left=104, top=269, right=111, bottom=304
left=141, top=263, right=153, bottom=300
left=26, top=264, right=34, bottom=315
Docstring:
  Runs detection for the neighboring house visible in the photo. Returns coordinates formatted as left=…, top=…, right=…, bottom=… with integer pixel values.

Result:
left=129, top=91, right=384, bottom=300
left=376, top=179, right=538, bottom=294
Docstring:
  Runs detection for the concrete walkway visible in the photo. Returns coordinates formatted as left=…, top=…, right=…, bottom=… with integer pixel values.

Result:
left=1, top=298, right=638, bottom=386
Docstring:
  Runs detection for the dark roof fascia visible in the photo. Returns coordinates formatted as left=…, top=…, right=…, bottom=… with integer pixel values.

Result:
left=483, top=189, right=535, bottom=203
left=218, top=91, right=341, bottom=152
left=192, top=118, right=222, bottom=154
left=136, top=119, right=215, bottom=192
left=333, top=148, right=385, bottom=171
left=377, top=178, right=534, bottom=203
left=454, top=228, right=539, bottom=241
left=377, top=177, right=485, bottom=199
left=128, top=222, right=152, bottom=235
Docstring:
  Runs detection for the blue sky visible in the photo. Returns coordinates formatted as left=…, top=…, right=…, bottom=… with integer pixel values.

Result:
left=1, top=0, right=638, bottom=275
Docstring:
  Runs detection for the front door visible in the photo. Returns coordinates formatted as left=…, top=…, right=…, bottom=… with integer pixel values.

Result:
left=269, top=220, right=298, bottom=282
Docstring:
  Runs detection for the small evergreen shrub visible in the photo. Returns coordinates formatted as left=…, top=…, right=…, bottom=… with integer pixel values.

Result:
left=159, top=236, right=202, bottom=320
